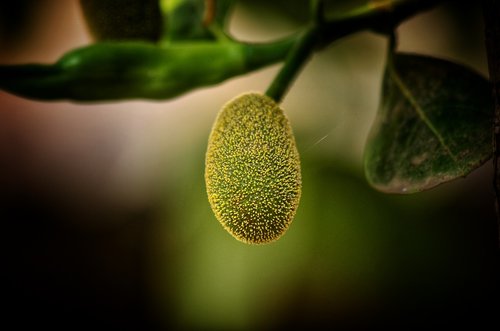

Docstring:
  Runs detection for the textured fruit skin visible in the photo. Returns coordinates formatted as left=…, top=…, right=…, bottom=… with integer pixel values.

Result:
left=205, top=93, right=302, bottom=244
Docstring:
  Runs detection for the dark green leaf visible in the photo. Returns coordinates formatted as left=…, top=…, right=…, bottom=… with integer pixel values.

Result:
left=364, top=53, right=493, bottom=194
left=80, top=0, right=162, bottom=42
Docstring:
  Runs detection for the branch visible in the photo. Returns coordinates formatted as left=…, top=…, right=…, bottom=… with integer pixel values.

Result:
left=319, top=0, right=441, bottom=45
left=0, top=0, right=441, bottom=102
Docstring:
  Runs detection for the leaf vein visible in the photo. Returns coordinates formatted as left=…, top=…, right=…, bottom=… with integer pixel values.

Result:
left=388, top=61, right=458, bottom=162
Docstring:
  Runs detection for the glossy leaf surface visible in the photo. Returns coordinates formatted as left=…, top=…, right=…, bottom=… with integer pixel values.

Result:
left=364, top=53, right=493, bottom=193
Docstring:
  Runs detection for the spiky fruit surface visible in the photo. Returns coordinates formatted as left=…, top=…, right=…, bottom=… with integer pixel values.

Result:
left=205, top=93, right=302, bottom=244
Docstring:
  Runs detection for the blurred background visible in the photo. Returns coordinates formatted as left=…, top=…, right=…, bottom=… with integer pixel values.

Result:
left=1, top=0, right=498, bottom=329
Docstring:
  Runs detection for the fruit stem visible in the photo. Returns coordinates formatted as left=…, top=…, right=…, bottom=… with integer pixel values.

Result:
left=265, top=27, right=318, bottom=103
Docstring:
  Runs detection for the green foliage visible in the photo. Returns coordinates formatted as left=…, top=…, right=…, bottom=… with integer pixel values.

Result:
left=0, top=0, right=439, bottom=103
left=0, top=0, right=496, bottom=242
left=364, top=53, right=493, bottom=193
left=0, top=0, right=294, bottom=101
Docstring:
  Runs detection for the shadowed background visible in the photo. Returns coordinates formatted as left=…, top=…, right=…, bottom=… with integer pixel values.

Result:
left=1, top=1, right=498, bottom=329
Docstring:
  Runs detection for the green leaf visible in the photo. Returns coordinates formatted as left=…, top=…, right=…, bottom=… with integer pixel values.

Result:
left=364, top=53, right=493, bottom=194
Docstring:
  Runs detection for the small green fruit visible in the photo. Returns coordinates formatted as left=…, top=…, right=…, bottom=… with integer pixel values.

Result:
left=205, top=93, right=302, bottom=244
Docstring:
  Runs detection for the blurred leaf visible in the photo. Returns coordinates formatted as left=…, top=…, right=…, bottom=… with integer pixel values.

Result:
left=80, top=0, right=162, bottom=41
left=364, top=53, right=493, bottom=194
left=160, top=0, right=235, bottom=41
